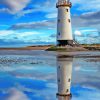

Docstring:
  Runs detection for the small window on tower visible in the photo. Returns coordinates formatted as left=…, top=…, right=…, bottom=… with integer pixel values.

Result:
left=68, top=78, right=71, bottom=82
left=58, top=19, right=60, bottom=22
left=58, top=79, right=60, bottom=82
left=66, top=89, right=69, bottom=93
left=66, top=9, right=68, bottom=12
left=68, top=19, right=71, bottom=22
left=58, top=32, right=60, bottom=36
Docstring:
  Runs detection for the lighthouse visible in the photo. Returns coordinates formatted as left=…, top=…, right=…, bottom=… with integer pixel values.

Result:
left=56, top=0, right=73, bottom=46
left=56, top=56, right=73, bottom=99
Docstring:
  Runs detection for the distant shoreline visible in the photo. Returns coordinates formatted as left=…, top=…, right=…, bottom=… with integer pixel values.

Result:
left=0, top=44, right=100, bottom=51
left=0, top=45, right=51, bottom=50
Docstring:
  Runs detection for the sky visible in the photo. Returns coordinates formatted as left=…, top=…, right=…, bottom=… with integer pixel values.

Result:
left=0, top=0, right=100, bottom=47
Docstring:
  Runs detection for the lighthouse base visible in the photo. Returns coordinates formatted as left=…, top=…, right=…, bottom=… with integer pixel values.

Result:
left=56, top=93, right=72, bottom=100
left=57, top=40, right=76, bottom=46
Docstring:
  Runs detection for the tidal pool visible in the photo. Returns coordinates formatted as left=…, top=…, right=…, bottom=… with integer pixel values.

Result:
left=0, top=50, right=100, bottom=100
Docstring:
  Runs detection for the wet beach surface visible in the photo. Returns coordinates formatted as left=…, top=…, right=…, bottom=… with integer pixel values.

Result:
left=0, top=50, right=100, bottom=100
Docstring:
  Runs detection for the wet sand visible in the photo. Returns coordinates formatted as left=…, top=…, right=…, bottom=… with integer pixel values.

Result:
left=0, top=50, right=100, bottom=58
left=0, top=44, right=100, bottom=51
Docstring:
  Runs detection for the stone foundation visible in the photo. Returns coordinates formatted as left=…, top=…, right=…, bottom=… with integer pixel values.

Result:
left=57, top=40, right=78, bottom=46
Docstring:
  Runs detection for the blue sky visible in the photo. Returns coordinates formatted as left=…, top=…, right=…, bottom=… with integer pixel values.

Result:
left=0, top=0, right=100, bottom=47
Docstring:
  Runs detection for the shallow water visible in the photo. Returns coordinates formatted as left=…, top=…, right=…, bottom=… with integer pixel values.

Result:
left=0, top=50, right=100, bottom=100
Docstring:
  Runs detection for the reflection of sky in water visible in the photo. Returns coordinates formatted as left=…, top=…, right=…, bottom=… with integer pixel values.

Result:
left=0, top=51, right=100, bottom=100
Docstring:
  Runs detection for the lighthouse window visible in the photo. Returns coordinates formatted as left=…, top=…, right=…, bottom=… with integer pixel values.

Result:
left=59, top=66, right=60, bottom=69
left=66, top=89, right=69, bottom=93
left=58, top=19, right=60, bottom=22
left=68, top=78, right=71, bottom=82
left=68, top=19, right=70, bottom=22
left=58, top=32, right=60, bottom=36
left=58, top=79, right=60, bottom=82
left=66, top=9, right=68, bottom=12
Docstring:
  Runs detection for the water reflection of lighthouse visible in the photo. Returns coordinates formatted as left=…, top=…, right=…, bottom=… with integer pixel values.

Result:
left=56, top=56, right=73, bottom=100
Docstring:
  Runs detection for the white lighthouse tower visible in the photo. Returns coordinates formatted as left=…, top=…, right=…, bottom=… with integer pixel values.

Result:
left=56, top=56, right=73, bottom=99
left=56, top=0, right=73, bottom=46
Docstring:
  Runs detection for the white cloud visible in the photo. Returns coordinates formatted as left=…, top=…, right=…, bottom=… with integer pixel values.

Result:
left=0, top=30, right=14, bottom=36
left=7, top=88, right=29, bottom=100
left=0, top=30, right=55, bottom=43
left=72, top=11, right=100, bottom=30
left=17, top=0, right=57, bottom=17
left=18, top=31, right=39, bottom=37
left=71, top=0, right=100, bottom=11
left=80, top=29, right=98, bottom=33
left=45, top=13, right=57, bottom=18
left=0, top=0, right=57, bottom=18
left=0, top=30, right=40, bottom=38
left=10, top=20, right=56, bottom=30
left=0, top=0, right=31, bottom=14
left=74, top=30, right=82, bottom=36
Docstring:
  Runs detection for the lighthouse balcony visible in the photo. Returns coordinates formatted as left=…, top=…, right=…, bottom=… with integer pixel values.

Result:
left=56, top=1, right=72, bottom=8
